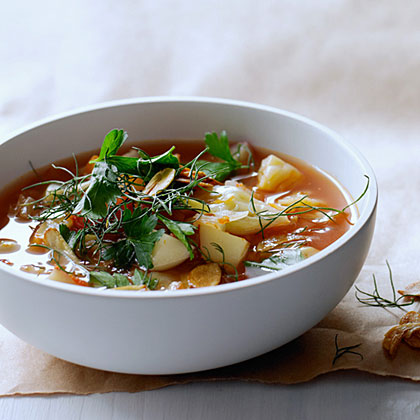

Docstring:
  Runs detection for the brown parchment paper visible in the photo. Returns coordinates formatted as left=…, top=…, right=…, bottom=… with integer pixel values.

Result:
left=1, top=264, right=420, bottom=396
left=2, top=0, right=420, bottom=397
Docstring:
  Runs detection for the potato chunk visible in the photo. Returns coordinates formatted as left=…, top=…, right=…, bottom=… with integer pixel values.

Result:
left=257, top=154, right=302, bottom=192
left=200, top=224, right=249, bottom=268
left=151, top=234, right=190, bottom=271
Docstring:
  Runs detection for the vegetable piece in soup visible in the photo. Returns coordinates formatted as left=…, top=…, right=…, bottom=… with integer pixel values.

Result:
left=0, top=130, right=360, bottom=290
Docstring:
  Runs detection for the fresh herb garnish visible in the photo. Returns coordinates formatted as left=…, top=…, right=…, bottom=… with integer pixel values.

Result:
left=132, top=268, right=158, bottom=290
left=157, top=215, right=196, bottom=259
left=97, top=129, right=128, bottom=160
left=103, top=208, right=164, bottom=269
left=251, top=175, right=370, bottom=239
left=332, top=334, right=363, bottom=365
left=191, top=131, right=244, bottom=182
left=74, top=161, right=121, bottom=218
left=90, top=271, right=131, bottom=288
left=194, top=161, right=235, bottom=182
left=21, top=127, right=367, bottom=292
left=355, top=260, right=415, bottom=310
left=89, top=268, right=158, bottom=290
left=204, top=131, right=241, bottom=167
left=106, top=147, right=180, bottom=179
left=59, top=223, right=86, bottom=252
left=199, top=242, right=239, bottom=282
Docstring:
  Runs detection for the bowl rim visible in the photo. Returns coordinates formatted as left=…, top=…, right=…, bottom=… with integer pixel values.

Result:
left=0, top=96, right=378, bottom=299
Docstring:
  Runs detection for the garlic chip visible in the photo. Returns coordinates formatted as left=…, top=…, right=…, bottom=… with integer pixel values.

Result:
left=188, top=263, right=222, bottom=288
left=143, top=168, right=175, bottom=196
left=383, top=311, right=420, bottom=357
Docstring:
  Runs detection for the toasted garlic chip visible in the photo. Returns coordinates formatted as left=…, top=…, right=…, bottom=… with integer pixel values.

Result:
left=143, top=168, right=175, bottom=196
left=383, top=311, right=420, bottom=357
left=188, top=263, right=222, bottom=288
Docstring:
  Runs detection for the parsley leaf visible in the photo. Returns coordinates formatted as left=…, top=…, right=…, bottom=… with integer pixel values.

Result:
left=125, top=210, right=164, bottom=268
left=195, top=160, right=236, bottom=182
left=103, top=208, right=164, bottom=269
left=123, top=207, right=157, bottom=238
left=191, top=131, right=242, bottom=182
left=74, top=161, right=121, bottom=219
left=89, top=271, right=130, bottom=288
left=205, top=131, right=241, bottom=168
left=158, top=215, right=196, bottom=259
left=112, top=273, right=131, bottom=287
left=89, top=271, right=115, bottom=287
left=132, top=268, right=158, bottom=290
left=89, top=269, right=158, bottom=290
left=103, top=156, right=139, bottom=174
left=59, top=224, right=73, bottom=244
left=59, top=224, right=85, bottom=252
left=102, top=239, right=136, bottom=268
left=97, top=129, right=127, bottom=160
left=89, top=268, right=160, bottom=290
left=130, top=233, right=163, bottom=269
left=142, top=147, right=180, bottom=171
left=105, top=147, right=180, bottom=179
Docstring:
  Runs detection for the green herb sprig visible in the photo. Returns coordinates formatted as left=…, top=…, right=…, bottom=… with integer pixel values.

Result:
left=355, top=261, right=415, bottom=310
left=23, top=129, right=247, bottom=281
left=89, top=268, right=158, bottom=290
left=251, top=175, right=370, bottom=239
left=332, top=334, right=363, bottom=365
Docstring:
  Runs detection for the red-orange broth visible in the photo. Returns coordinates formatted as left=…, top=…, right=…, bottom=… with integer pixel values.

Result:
left=0, top=140, right=355, bottom=290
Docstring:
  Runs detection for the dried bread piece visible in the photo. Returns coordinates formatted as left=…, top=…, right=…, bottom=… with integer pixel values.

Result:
left=383, top=311, right=420, bottom=357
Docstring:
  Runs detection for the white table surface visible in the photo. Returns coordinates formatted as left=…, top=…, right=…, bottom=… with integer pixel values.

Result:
left=1, top=371, right=419, bottom=420
left=2, top=1, right=420, bottom=418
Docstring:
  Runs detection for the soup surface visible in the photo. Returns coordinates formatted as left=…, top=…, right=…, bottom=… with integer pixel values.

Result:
left=0, top=130, right=356, bottom=290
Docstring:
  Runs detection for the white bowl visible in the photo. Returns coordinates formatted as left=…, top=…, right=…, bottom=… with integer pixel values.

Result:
left=0, top=97, right=377, bottom=374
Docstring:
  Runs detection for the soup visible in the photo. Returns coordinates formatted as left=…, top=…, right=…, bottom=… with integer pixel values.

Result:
left=0, top=130, right=358, bottom=290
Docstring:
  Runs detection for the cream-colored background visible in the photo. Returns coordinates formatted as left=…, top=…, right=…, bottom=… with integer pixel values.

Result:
left=1, top=1, right=420, bottom=418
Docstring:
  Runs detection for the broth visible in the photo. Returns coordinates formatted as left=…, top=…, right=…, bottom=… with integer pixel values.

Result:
left=0, top=135, right=355, bottom=290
